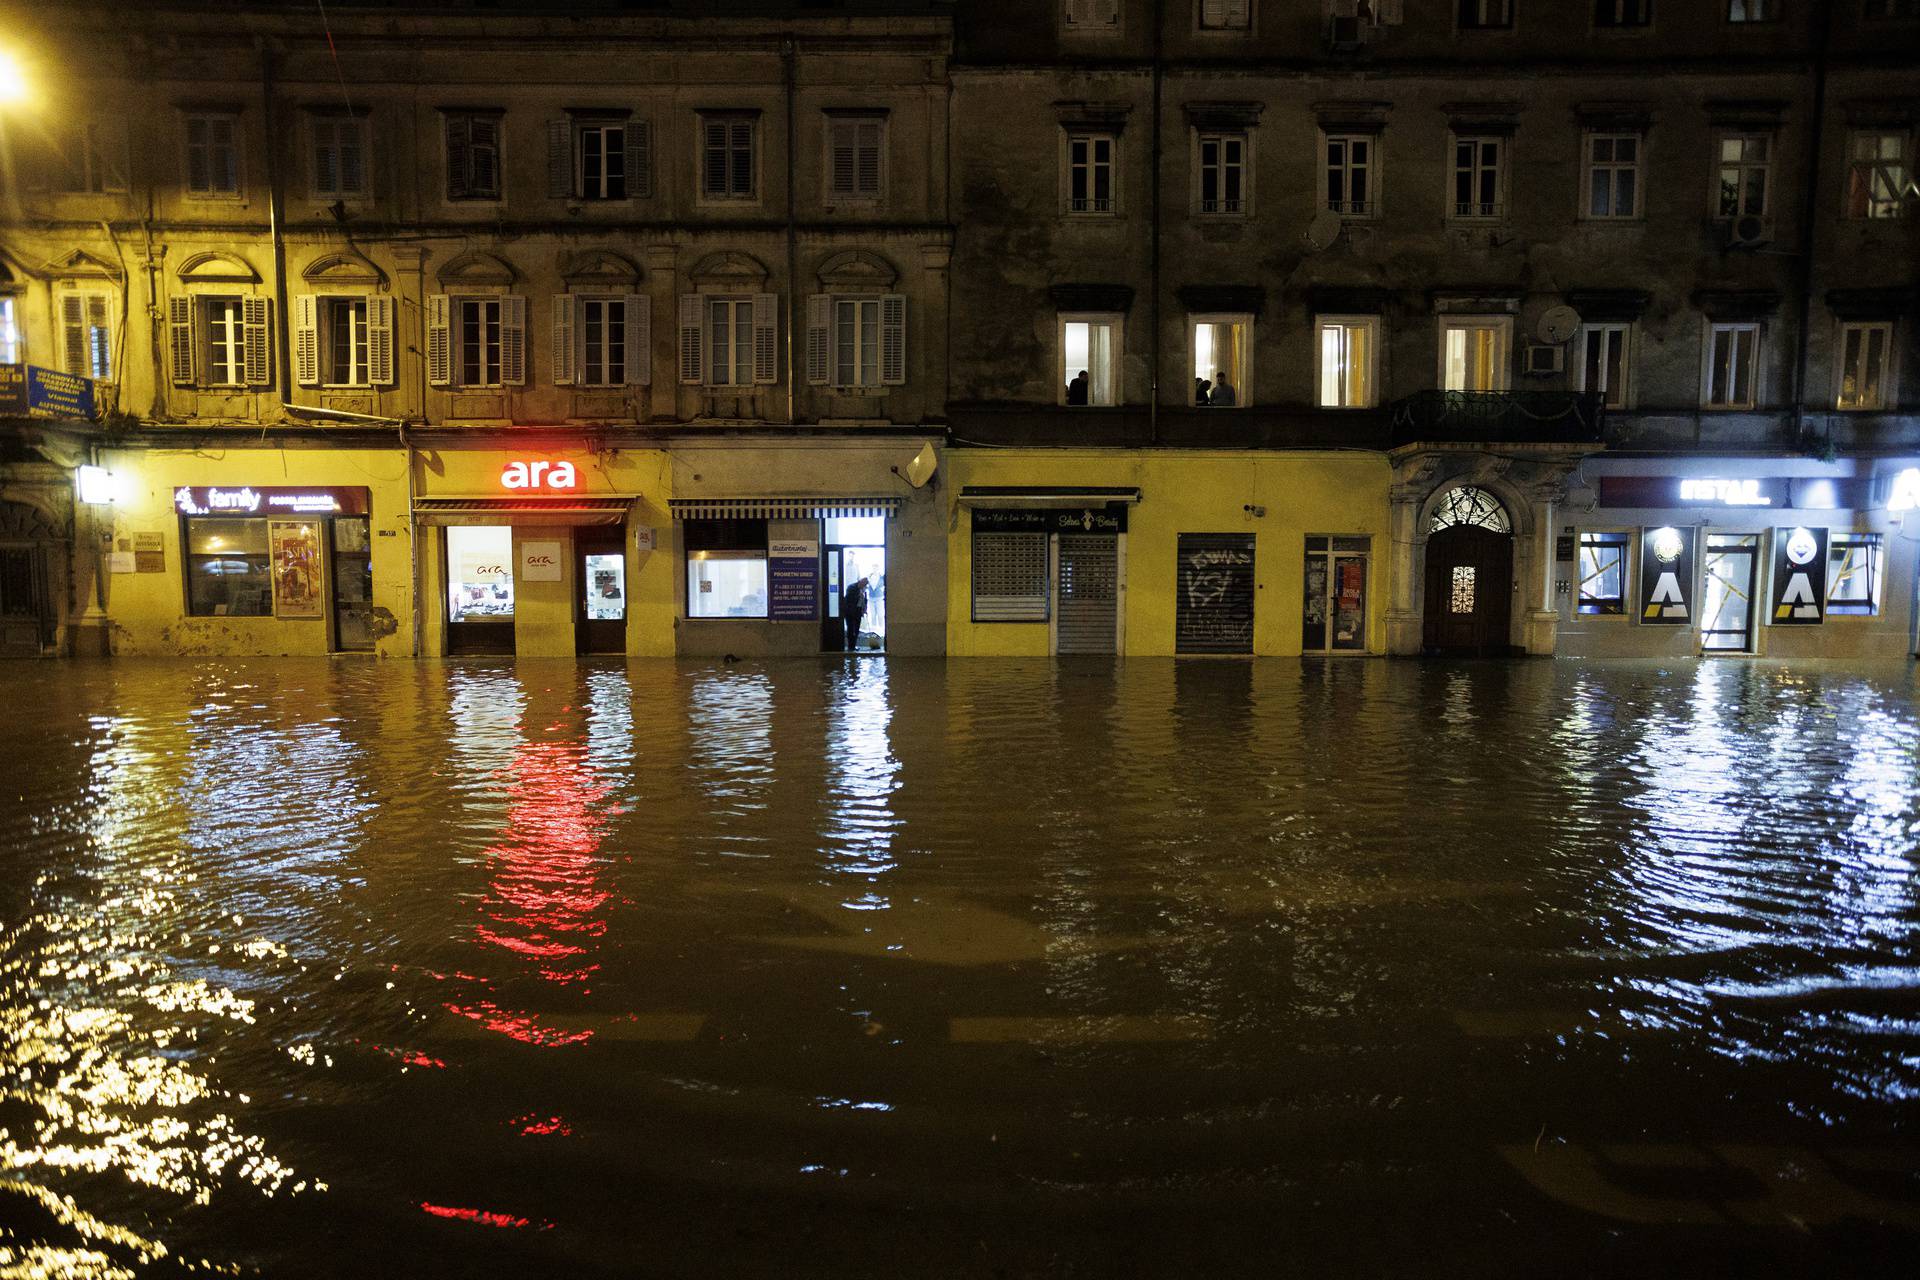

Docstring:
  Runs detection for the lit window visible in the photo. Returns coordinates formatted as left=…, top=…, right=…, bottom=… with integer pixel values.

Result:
left=1191, top=314, right=1250, bottom=407
left=1316, top=315, right=1378, bottom=409
left=1066, top=132, right=1115, bottom=214
left=1439, top=317, right=1511, bottom=392
left=1197, top=132, right=1247, bottom=215
left=1585, top=133, right=1641, bottom=219
left=828, top=115, right=885, bottom=201
left=1836, top=321, right=1893, bottom=411
left=1577, top=532, right=1629, bottom=615
left=1846, top=131, right=1909, bottom=220
left=0, top=297, right=18, bottom=364
left=1578, top=323, right=1630, bottom=409
left=184, top=113, right=240, bottom=196
left=685, top=519, right=768, bottom=619
left=1061, top=314, right=1121, bottom=406
left=1717, top=133, right=1771, bottom=219
left=1827, top=533, right=1883, bottom=615
left=1450, top=565, right=1477, bottom=614
left=1705, top=322, right=1760, bottom=408
left=1451, top=136, right=1504, bottom=219
left=447, top=525, right=514, bottom=621
left=185, top=517, right=271, bottom=616
left=701, top=116, right=757, bottom=201
left=311, top=116, right=367, bottom=198
left=204, top=297, right=246, bottom=386
left=1324, top=134, right=1374, bottom=216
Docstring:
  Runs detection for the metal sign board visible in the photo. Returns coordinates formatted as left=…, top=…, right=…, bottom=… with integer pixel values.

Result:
left=1638, top=526, right=1696, bottom=624
left=1770, top=527, right=1827, bottom=625
left=769, top=539, right=820, bottom=621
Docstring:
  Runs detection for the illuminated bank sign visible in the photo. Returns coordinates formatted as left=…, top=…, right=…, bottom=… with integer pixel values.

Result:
left=1638, top=526, right=1695, bottom=624
left=174, top=486, right=368, bottom=516
left=1679, top=478, right=1772, bottom=506
left=1888, top=469, right=1920, bottom=512
left=1770, top=526, right=1827, bottom=625
left=500, top=460, right=577, bottom=490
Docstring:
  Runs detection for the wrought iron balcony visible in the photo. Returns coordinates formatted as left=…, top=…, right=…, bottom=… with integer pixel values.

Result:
left=1389, top=390, right=1604, bottom=447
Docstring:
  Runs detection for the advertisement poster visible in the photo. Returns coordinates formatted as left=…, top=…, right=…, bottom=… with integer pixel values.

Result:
left=769, top=539, right=820, bottom=621
left=520, top=540, right=563, bottom=582
left=1770, top=526, right=1828, bottom=625
left=269, top=521, right=323, bottom=618
left=1638, top=526, right=1696, bottom=624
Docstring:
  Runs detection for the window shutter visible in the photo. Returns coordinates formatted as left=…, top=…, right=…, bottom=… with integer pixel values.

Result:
left=730, top=121, right=754, bottom=197
left=340, top=120, right=366, bottom=195
left=627, top=121, right=651, bottom=198
left=547, top=120, right=572, bottom=199
left=857, top=121, right=882, bottom=196
left=100, top=122, right=129, bottom=193
left=445, top=117, right=469, bottom=198
left=1066, top=0, right=1091, bottom=26
left=168, top=295, right=196, bottom=385
left=61, top=295, right=87, bottom=376
left=703, top=121, right=728, bottom=197
left=830, top=120, right=855, bottom=196
left=500, top=294, right=527, bottom=386
left=678, top=294, right=704, bottom=384
left=314, top=121, right=338, bottom=196
left=625, top=294, right=650, bottom=386
left=552, top=293, right=576, bottom=386
left=1202, top=0, right=1226, bottom=25
left=751, top=293, right=778, bottom=385
left=242, top=296, right=271, bottom=387
left=469, top=118, right=499, bottom=197
left=293, top=294, right=320, bottom=386
left=367, top=294, right=395, bottom=386
left=1093, top=0, right=1119, bottom=25
left=427, top=293, right=452, bottom=387
left=806, top=294, right=832, bottom=386
left=881, top=294, right=906, bottom=386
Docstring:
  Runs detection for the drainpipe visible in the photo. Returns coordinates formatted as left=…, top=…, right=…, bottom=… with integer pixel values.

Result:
left=783, top=36, right=799, bottom=427
left=401, top=421, right=421, bottom=658
left=260, top=40, right=293, bottom=406
left=1148, top=0, right=1163, bottom=447
left=1790, top=6, right=1831, bottom=454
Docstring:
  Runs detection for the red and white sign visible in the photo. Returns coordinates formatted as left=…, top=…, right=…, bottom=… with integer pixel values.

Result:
left=500, top=460, right=578, bottom=491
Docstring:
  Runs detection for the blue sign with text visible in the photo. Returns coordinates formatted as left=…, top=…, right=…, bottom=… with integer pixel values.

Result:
left=768, top=539, right=820, bottom=621
left=0, top=365, right=97, bottom=421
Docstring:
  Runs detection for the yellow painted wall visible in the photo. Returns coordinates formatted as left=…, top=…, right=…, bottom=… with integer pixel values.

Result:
left=946, top=449, right=1394, bottom=658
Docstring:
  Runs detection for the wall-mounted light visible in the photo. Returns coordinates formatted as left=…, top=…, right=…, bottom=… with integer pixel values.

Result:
left=1888, top=468, right=1920, bottom=512
left=76, top=465, right=118, bottom=505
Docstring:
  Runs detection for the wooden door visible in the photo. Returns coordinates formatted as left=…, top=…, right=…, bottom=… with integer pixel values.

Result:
left=1423, top=526, right=1514, bottom=656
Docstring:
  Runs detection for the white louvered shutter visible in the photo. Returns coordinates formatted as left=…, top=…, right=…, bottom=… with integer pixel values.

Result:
left=367, top=295, right=395, bottom=386
left=85, top=296, right=111, bottom=380
left=751, top=293, right=777, bottom=385
left=552, top=293, right=576, bottom=386
left=168, top=296, right=196, bottom=385
left=627, top=121, right=651, bottom=198
left=625, top=294, right=649, bottom=386
left=501, top=294, right=527, bottom=386
left=427, top=294, right=452, bottom=387
left=62, top=295, right=87, bottom=376
left=678, top=294, right=703, bottom=384
left=242, top=297, right=271, bottom=387
left=293, top=294, right=320, bottom=386
left=806, top=294, right=832, bottom=386
left=881, top=294, right=906, bottom=386
left=548, top=120, right=572, bottom=199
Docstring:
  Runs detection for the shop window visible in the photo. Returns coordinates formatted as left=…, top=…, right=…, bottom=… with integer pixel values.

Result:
left=1065, top=132, right=1115, bottom=215
left=1324, top=134, right=1375, bottom=217
left=1705, top=322, right=1760, bottom=408
left=1577, top=531, right=1630, bottom=615
left=827, top=115, right=885, bottom=202
left=60, top=293, right=114, bottom=381
left=1303, top=535, right=1370, bottom=652
left=1594, top=0, right=1652, bottom=25
left=1836, top=321, right=1893, bottom=410
left=1716, top=133, right=1771, bottom=220
left=184, top=112, right=241, bottom=197
left=972, top=530, right=1049, bottom=622
left=1827, top=533, right=1883, bottom=615
left=1578, top=323, right=1630, bottom=409
left=185, top=517, right=271, bottom=616
left=1584, top=133, right=1641, bottom=219
left=1846, top=131, right=1910, bottom=220
left=446, top=525, right=514, bottom=621
left=1316, top=315, right=1378, bottom=409
left=0, top=297, right=18, bottom=364
left=1451, top=135, right=1505, bottom=220
left=701, top=115, right=757, bottom=202
left=310, top=115, right=368, bottom=199
left=1439, top=317, right=1511, bottom=392
left=54, top=121, right=129, bottom=194
left=444, top=111, right=502, bottom=201
left=1061, top=313, right=1121, bottom=406
left=1458, top=0, right=1514, bottom=28
left=1191, top=314, right=1250, bottom=406
left=686, top=518, right=768, bottom=619
left=1727, top=0, right=1776, bottom=20
left=1195, top=131, right=1248, bottom=216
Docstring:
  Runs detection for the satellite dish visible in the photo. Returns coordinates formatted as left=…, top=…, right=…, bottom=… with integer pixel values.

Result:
left=1538, top=305, right=1581, bottom=345
left=1303, top=208, right=1343, bottom=253
left=902, top=442, right=938, bottom=489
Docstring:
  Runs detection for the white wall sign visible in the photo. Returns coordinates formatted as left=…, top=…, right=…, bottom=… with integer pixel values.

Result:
left=633, top=526, right=656, bottom=552
left=520, top=540, right=563, bottom=581
left=768, top=539, right=819, bottom=559
left=1679, top=478, right=1771, bottom=506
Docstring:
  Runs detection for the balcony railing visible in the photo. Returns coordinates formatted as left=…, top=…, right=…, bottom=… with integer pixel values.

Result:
left=1389, top=390, right=1604, bottom=446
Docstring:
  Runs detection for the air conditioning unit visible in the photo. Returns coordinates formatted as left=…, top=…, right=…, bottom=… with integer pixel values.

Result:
left=1523, top=344, right=1565, bottom=375
left=1727, top=213, right=1774, bottom=248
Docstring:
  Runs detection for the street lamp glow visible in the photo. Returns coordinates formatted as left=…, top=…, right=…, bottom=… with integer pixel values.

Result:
left=0, top=50, right=27, bottom=105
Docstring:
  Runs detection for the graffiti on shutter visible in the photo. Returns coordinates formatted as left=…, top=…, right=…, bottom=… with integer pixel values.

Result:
left=1175, top=532, right=1256, bottom=654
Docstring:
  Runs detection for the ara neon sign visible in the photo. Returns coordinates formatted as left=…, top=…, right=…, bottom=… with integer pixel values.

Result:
left=500, top=460, right=578, bottom=491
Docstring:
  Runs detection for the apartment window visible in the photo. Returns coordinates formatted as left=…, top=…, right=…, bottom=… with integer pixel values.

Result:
left=554, top=293, right=649, bottom=388
left=1458, top=0, right=1514, bottom=27
left=835, top=299, right=883, bottom=388
left=203, top=298, right=247, bottom=386
left=1440, top=317, right=1511, bottom=391
left=1060, top=313, right=1121, bottom=406
left=1191, top=314, right=1250, bottom=407
left=1846, top=131, right=1909, bottom=220
left=1864, top=1, right=1920, bottom=18
left=1577, top=532, right=1630, bottom=615
left=55, top=122, right=128, bottom=194
left=1198, top=0, right=1252, bottom=30
left=184, top=113, right=240, bottom=197
left=311, top=116, right=368, bottom=198
left=707, top=297, right=757, bottom=386
left=685, top=519, right=768, bottom=620
left=1066, top=132, right=1115, bottom=214
left=1316, top=316, right=1379, bottom=409
left=1827, top=533, right=1883, bottom=616
left=1325, top=135, right=1375, bottom=216
left=972, top=528, right=1049, bottom=622
left=445, top=112, right=501, bottom=201
left=1705, top=322, right=1760, bottom=408
left=701, top=116, right=757, bottom=201
left=1594, top=0, right=1652, bottom=25
left=1584, top=133, right=1641, bottom=219
left=1836, top=321, right=1893, bottom=411
left=184, top=518, right=271, bottom=617
left=1197, top=132, right=1247, bottom=215
left=457, top=298, right=502, bottom=387
left=324, top=299, right=368, bottom=387
left=582, top=298, right=629, bottom=386
left=0, top=297, right=18, bottom=364
left=1063, top=0, right=1121, bottom=33
left=1451, top=136, right=1504, bottom=219
left=1578, top=323, right=1630, bottom=409
left=828, top=116, right=885, bottom=201
left=579, top=122, right=627, bottom=200
left=294, top=294, right=394, bottom=389
left=1716, top=134, right=1771, bottom=219
left=60, top=294, right=113, bottom=381
left=168, top=295, right=269, bottom=388
left=1727, top=0, right=1777, bottom=20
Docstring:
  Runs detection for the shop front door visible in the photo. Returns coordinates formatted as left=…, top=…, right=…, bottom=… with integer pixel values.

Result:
left=0, top=544, right=49, bottom=657
left=577, top=531, right=628, bottom=655
left=1701, top=534, right=1759, bottom=653
left=1423, top=526, right=1513, bottom=656
left=1055, top=533, right=1118, bottom=654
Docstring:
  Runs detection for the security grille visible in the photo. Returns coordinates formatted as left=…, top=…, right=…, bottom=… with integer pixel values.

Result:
left=1056, top=534, right=1117, bottom=654
left=972, top=531, right=1049, bottom=622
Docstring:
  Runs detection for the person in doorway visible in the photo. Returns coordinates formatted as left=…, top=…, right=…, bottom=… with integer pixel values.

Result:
left=1194, top=376, right=1212, bottom=406
left=1210, top=371, right=1237, bottom=407
left=842, top=575, right=869, bottom=650
left=1066, top=370, right=1089, bottom=405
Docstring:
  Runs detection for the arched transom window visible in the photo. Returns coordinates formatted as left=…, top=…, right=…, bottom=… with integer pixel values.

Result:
left=1429, top=486, right=1511, bottom=534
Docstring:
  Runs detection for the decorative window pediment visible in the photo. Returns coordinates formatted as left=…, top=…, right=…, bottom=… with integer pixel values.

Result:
left=436, top=250, right=516, bottom=288
left=689, top=250, right=770, bottom=290
left=301, top=251, right=385, bottom=289
left=562, top=250, right=641, bottom=289
left=176, top=250, right=260, bottom=284
left=45, top=248, right=124, bottom=283
left=816, top=250, right=899, bottom=291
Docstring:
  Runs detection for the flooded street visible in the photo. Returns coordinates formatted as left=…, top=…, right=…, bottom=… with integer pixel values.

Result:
left=1, top=657, right=1917, bottom=1277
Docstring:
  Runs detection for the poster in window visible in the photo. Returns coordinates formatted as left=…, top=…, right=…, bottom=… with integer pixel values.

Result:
left=269, top=520, right=323, bottom=618
left=1175, top=533, right=1256, bottom=654
left=1769, top=526, right=1827, bottom=625
left=1637, top=526, right=1695, bottom=624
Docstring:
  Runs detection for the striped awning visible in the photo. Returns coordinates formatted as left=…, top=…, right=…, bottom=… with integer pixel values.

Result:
left=413, top=497, right=633, bottom=527
left=668, top=496, right=903, bottom=520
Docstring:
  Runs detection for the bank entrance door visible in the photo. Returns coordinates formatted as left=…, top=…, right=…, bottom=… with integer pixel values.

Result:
left=577, top=531, right=627, bottom=655
left=446, top=525, right=515, bottom=655
left=1701, top=534, right=1759, bottom=653
left=1055, top=533, right=1118, bottom=654
left=821, top=517, right=886, bottom=653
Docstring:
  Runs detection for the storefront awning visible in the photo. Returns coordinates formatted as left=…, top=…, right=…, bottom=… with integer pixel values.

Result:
left=668, top=497, right=904, bottom=520
left=413, top=497, right=633, bottom=527
left=958, top=485, right=1142, bottom=509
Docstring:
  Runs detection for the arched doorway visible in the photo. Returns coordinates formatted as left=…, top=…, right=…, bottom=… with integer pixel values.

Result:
left=1422, top=486, right=1513, bottom=656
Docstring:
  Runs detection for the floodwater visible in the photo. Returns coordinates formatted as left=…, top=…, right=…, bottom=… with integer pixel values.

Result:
left=1, top=657, right=1917, bottom=1278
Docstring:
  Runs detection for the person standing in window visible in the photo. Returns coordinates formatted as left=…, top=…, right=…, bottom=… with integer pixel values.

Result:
left=1195, top=376, right=1212, bottom=406
left=1210, top=370, right=1237, bottom=406
left=842, top=575, right=869, bottom=649
left=1066, top=369, right=1089, bottom=405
